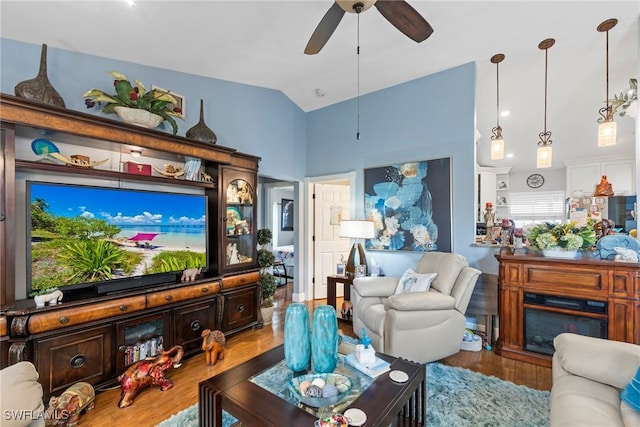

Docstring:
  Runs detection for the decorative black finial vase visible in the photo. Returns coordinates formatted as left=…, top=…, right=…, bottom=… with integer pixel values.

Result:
left=186, top=99, right=217, bottom=145
left=14, top=43, right=66, bottom=108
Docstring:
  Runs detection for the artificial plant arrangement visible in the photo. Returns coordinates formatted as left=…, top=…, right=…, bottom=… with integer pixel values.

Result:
left=257, top=228, right=277, bottom=308
left=610, top=78, right=638, bottom=118
left=83, top=71, right=183, bottom=134
left=526, top=220, right=597, bottom=251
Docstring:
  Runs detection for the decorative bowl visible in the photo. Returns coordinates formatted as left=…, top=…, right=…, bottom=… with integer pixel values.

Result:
left=114, top=106, right=163, bottom=129
left=289, top=373, right=351, bottom=408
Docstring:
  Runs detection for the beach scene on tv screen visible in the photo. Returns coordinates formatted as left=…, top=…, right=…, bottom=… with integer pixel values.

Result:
left=28, top=183, right=207, bottom=293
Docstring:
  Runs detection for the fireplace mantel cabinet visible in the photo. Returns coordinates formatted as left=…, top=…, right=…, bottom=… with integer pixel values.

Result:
left=0, top=94, right=262, bottom=397
left=495, top=248, right=640, bottom=367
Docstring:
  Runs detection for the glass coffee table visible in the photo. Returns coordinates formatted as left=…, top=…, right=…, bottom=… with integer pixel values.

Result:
left=199, top=344, right=426, bottom=426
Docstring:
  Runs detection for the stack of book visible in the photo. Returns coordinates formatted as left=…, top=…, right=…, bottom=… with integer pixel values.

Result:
left=344, top=352, right=391, bottom=378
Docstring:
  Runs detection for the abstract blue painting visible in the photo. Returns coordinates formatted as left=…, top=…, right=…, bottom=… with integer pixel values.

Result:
left=364, top=157, right=451, bottom=252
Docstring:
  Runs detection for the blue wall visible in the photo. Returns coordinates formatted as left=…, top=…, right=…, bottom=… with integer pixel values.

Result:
left=0, top=39, right=307, bottom=182
left=2, top=39, right=494, bottom=274
left=307, top=63, right=494, bottom=274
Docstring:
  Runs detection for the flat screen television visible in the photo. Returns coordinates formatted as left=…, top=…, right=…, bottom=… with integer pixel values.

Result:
left=26, top=181, right=208, bottom=299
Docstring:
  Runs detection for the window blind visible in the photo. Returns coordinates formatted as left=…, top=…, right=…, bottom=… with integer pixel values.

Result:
left=509, top=190, right=566, bottom=224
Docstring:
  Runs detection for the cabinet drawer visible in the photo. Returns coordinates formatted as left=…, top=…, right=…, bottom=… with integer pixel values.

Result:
left=221, top=272, right=260, bottom=290
left=146, top=281, right=220, bottom=308
left=28, top=295, right=146, bottom=334
left=174, top=300, right=217, bottom=356
left=35, top=324, right=113, bottom=399
left=222, top=287, right=258, bottom=332
left=524, top=265, right=605, bottom=294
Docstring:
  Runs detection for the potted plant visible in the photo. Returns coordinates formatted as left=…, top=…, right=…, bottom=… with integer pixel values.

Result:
left=526, top=220, right=596, bottom=258
left=83, top=71, right=183, bottom=134
left=257, top=228, right=277, bottom=325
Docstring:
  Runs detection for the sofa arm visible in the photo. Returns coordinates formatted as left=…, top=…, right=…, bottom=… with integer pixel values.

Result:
left=384, top=290, right=456, bottom=311
left=553, top=333, right=640, bottom=389
left=0, top=362, right=45, bottom=427
left=352, top=276, right=398, bottom=297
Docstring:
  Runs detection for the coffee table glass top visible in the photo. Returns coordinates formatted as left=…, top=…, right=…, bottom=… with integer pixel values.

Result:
left=248, top=356, right=375, bottom=418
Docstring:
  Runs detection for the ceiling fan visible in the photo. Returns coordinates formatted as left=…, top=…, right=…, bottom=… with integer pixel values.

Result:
left=304, top=0, right=434, bottom=55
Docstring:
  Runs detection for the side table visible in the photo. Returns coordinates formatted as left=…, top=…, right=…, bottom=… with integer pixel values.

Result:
left=326, top=275, right=353, bottom=322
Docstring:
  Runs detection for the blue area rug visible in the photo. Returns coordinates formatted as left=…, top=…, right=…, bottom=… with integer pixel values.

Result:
left=157, top=362, right=550, bottom=427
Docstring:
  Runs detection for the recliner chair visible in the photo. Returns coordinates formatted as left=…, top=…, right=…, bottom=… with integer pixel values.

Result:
left=351, top=252, right=481, bottom=363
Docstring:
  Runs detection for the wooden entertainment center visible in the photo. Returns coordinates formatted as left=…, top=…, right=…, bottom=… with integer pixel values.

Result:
left=495, top=248, right=640, bottom=367
left=0, top=94, right=262, bottom=399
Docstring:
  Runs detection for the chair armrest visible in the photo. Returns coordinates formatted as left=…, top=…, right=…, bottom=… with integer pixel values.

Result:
left=384, top=290, right=456, bottom=311
left=553, top=333, right=640, bottom=389
left=352, top=276, right=398, bottom=297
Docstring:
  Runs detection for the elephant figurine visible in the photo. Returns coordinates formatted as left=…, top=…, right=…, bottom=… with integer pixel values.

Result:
left=45, top=381, right=95, bottom=427
left=201, top=329, right=226, bottom=366
left=34, top=289, right=63, bottom=308
left=181, top=267, right=201, bottom=282
left=117, top=345, right=184, bottom=408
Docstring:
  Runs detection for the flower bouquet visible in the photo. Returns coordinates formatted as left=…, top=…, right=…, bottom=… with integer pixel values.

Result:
left=83, top=71, right=182, bottom=134
left=526, top=220, right=597, bottom=253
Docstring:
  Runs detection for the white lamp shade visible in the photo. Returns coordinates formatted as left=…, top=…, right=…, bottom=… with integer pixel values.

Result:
left=339, top=220, right=375, bottom=239
left=536, top=145, right=552, bottom=168
left=598, top=121, right=617, bottom=147
left=491, top=138, right=504, bottom=160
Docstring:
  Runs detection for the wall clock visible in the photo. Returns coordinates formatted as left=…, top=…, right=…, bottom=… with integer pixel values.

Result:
left=526, top=173, right=545, bottom=188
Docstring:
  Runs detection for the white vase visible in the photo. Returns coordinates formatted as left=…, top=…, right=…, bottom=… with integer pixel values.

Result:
left=114, top=106, right=163, bottom=129
left=542, top=248, right=578, bottom=259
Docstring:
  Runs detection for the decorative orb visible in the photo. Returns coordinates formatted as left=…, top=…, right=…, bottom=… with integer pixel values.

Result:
left=311, top=378, right=325, bottom=388
left=298, top=380, right=312, bottom=395
left=306, top=384, right=322, bottom=398
left=322, top=383, right=338, bottom=398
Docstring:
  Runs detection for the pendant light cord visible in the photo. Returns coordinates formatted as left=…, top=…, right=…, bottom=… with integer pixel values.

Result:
left=496, top=61, right=500, bottom=128
left=356, top=10, right=361, bottom=141
left=544, top=47, right=548, bottom=134
left=605, top=28, right=610, bottom=110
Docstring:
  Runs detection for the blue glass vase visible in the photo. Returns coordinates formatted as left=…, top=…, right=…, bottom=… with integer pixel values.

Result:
left=311, top=305, right=338, bottom=373
left=284, top=303, right=310, bottom=372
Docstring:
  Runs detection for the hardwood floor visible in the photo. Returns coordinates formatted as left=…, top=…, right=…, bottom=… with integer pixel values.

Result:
left=79, top=283, right=551, bottom=426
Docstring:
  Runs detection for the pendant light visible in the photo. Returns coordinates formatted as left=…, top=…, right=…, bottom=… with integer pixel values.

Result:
left=536, top=39, right=555, bottom=169
left=490, top=53, right=505, bottom=160
left=597, top=18, right=618, bottom=147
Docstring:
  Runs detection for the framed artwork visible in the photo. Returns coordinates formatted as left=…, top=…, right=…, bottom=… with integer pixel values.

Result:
left=281, top=199, right=294, bottom=231
left=364, top=157, right=452, bottom=252
left=151, top=85, right=185, bottom=119
left=336, top=263, right=345, bottom=276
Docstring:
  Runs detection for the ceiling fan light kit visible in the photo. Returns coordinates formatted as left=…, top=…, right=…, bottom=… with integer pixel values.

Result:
left=597, top=18, right=618, bottom=147
left=490, top=53, right=505, bottom=160
left=536, top=38, right=555, bottom=169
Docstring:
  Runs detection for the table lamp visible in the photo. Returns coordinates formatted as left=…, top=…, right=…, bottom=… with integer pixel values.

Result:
left=339, top=220, right=375, bottom=277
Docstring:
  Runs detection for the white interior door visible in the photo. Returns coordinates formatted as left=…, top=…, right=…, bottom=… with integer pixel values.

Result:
left=313, top=183, right=351, bottom=299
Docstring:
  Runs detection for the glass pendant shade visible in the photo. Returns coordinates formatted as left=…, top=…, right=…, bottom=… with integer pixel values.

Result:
left=598, top=120, right=617, bottom=147
left=491, top=138, right=504, bottom=160
left=536, top=145, right=552, bottom=168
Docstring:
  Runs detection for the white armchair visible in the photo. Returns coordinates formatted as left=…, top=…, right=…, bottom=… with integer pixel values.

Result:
left=351, top=252, right=481, bottom=363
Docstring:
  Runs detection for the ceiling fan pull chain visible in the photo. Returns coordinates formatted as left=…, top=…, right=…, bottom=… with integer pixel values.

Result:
left=356, top=9, right=361, bottom=141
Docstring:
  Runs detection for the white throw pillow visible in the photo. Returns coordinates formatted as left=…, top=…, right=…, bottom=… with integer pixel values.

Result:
left=394, top=269, right=437, bottom=294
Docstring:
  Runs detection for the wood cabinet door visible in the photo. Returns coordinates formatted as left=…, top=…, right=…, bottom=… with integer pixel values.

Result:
left=35, top=324, right=113, bottom=400
left=174, top=300, right=216, bottom=356
left=222, top=286, right=258, bottom=333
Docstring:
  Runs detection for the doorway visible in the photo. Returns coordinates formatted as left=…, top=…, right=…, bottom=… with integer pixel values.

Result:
left=305, top=172, right=356, bottom=300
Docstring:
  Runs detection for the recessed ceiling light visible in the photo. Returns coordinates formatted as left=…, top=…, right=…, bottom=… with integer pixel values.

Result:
left=314, top=88, right=326, bottom=97
left=124, top=0, right=135, bottom=6
left=506, top=153, right=514, bottom=158
left=500, top=110, right=510, bottom=117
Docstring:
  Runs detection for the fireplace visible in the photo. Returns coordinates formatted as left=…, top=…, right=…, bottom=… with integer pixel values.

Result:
left=523, top=293, right=608, bottom=355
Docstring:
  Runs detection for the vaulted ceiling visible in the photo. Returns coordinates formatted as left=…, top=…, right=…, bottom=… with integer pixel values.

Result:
left=1, top=1, right=638, bottom=173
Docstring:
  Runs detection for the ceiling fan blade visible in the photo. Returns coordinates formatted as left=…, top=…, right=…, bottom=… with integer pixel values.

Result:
left=374, top=0, right=434, bottom=43
left=304, top=2, right=346, bottom=55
